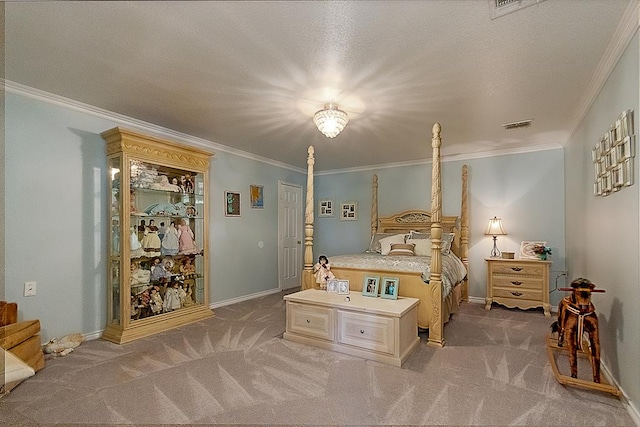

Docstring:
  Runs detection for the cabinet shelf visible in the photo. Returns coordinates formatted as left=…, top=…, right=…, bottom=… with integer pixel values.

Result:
left=102, top=127, right=215, bottom=344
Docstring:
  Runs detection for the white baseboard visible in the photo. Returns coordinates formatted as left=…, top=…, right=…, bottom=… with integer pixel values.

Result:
left=81, top=288, right=288, bottom=342
left=209, top=287, right=284, bottom=309
left=467, top=296, right=485, bottom=304
left=601, top=361, right=640, bottom=426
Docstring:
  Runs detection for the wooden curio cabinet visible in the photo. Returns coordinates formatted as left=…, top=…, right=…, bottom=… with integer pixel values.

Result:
left=102, top=127, right=214, bottom=344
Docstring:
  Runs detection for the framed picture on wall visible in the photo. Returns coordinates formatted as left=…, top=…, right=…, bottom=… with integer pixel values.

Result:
left=250, top=185, right=264, bottom=209
left=318, top=199, right=334, bottom=217
left=225, top=191, right=241, bottom=217
left=340, top=202, right=357, bottom=221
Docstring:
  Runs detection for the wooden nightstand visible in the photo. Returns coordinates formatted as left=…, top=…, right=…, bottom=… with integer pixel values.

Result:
left=485, top=258, right=551, bottom=317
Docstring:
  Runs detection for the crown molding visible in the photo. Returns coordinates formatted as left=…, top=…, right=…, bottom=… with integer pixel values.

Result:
left=2, top=79, right=306, bottom=174
left=4, top=79, right=562, bottom=177
left=316, top=143, right=562, bottom=176
left=567, top=0, right=640, bottom=142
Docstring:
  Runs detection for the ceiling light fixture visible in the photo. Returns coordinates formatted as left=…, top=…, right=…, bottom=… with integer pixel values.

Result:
left=313, top=103, right=349, bottom=138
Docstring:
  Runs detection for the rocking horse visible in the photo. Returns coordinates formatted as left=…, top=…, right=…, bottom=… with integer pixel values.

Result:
left=547, top=278, right=620, bottom=396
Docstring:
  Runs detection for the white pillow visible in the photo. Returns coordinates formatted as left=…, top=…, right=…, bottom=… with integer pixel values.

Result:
left=367, top=233, right=397, bottom=253
left=409, top=238, right=430, bottom=256
left=407, top=233, right=455, bottom=255
left=379, top=234, right=407, bottom=255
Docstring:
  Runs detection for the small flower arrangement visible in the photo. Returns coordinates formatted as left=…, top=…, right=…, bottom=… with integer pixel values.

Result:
left=532, top=245, right=552, bottom=259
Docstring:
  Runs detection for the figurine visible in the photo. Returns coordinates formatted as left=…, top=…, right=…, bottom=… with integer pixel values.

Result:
left=157, top=221, right=166, bottom=242
left=130, top=261, right=151, bottom=289
left=178, top=219, right=199, bottom=255
left=180, top=257, right=197, bottom=279
left=141, top=219, right=162, bottom=257
left=149, top=288, right=163, bottom=315
left=184, top=174, right=194, bottom=193
left=150, top=257, right=171, bottom=283
left=161, top=221, right=179, bottom=256
left=130, top=227, right=145, bottom=258
left=163, top=280, right=182, bottom=312
left=182, top=282, right=195, bottom=307
left=313, top=255, right=335, bottom=290
left=150, top=175, right=181, bottom=192
left=177, top=283, right=187, bottom=307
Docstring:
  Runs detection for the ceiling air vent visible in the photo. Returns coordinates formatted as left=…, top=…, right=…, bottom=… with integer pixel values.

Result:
left=490, top=0, right=546, bottom=19
left=502, top=119, right=532, bottom=130
left=495, top=0, right=519, bottom=7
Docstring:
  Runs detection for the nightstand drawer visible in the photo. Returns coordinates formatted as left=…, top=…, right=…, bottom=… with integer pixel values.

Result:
left=491, top=277, right=543, bottom=290
left=490, top=263, right=547, bottom=276
left=287, top=302, right=335, bottom=341
left=493, top=288, right=542, bottom=301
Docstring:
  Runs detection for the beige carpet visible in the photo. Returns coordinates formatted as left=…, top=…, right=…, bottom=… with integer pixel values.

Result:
left=0, top=289, right=634, bottom=426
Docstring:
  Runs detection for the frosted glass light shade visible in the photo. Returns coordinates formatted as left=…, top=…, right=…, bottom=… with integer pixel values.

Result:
left=313, top=104, right=349, bottom=138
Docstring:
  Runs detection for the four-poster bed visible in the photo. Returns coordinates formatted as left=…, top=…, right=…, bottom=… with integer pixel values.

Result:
left=301, top=123, right=469, bottom=348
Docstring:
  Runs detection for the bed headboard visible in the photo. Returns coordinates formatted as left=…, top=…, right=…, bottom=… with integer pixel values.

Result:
left=377, top=210, right=462, bottom=257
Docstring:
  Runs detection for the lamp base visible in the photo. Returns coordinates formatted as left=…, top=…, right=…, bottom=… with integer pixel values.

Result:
left=490, top=236, right=501, bottom=258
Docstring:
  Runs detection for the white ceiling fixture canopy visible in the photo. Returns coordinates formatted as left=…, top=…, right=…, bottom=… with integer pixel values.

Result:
left=313, top=103, right=349, bottom=138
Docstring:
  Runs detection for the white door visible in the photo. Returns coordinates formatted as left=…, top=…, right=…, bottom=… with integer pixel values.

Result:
left=278, top=181, right=303, bottom=290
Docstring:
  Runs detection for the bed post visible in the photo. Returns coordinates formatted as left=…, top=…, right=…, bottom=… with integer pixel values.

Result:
left=302, top=145, right=316, bottom=290
left=371, top=174, right=379, bottom=238
left=428, top=123, right=445, bottom=348
left=460, top=165, right=469, bottom=302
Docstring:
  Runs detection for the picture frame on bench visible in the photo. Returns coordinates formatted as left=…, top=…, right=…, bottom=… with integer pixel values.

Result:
left=337, top=280, right=350, bottom=295
left=327, top=279, right=338, bottom=293
left=381, top=277, right=399, bottom=300
left=362, top=276, right=380, bottom=297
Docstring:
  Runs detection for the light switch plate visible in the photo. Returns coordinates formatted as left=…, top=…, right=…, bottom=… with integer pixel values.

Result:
left=24, top=282, right=36, bottom=297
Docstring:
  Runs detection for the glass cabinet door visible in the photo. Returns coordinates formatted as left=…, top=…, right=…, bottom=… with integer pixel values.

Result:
left=108, top=155, right=122, bottom=325
left=128, top=160, right=206, bottom=321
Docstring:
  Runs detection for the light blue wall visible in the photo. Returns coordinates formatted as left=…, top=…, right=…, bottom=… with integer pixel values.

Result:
left=211, top=152, right=305, bottom=301
left=314, top=149, right=567, bottom=305
left=565, top=32, right=639, bottom=415
left=4, top=92, right=305, bottom=341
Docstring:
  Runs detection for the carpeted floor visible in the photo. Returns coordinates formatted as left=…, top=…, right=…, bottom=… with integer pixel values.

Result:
left=0, top=288, right=634, bottom=426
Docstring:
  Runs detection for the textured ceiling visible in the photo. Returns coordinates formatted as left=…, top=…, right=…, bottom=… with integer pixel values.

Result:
left=5, top=1, right=634, bottom=171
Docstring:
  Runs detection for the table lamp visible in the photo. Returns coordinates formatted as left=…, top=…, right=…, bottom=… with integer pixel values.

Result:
left=485, top=216, right=507, bottom=257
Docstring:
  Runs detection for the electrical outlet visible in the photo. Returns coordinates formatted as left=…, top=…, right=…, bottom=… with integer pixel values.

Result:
left=24, top=281, right=37, bottom=297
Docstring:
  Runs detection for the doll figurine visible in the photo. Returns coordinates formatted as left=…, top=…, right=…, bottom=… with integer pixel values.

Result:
left=130, top=227, right=145, bottom=258
left=130, top=261, right=151, bottom=290
left=177, top=219, right=199, bottom=255
left=130, top=295, right=140, bottom=320
left=180, top=257, right=197, bottom=279
left=161, top=221, right=179, bottom=256
left=150, top=257, right=171, bottom=283
left=142, top=219, right=162, bottom=257
left=182, top=282, right=195, bottom=307
left=178, top=283, right=187, bottom=307
left=149, top=288, right=163, bottom=315
left=184, top=174, right=194, bottom=193
left=313, top=255, right=336, bottom=290
left=163, top=280, right=182, bottom=312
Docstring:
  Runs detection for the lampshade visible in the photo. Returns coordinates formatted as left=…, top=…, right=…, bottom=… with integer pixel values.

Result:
left=313, top=104, right=349, bottom=138
left=484, top=216, right=507, bottom=236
